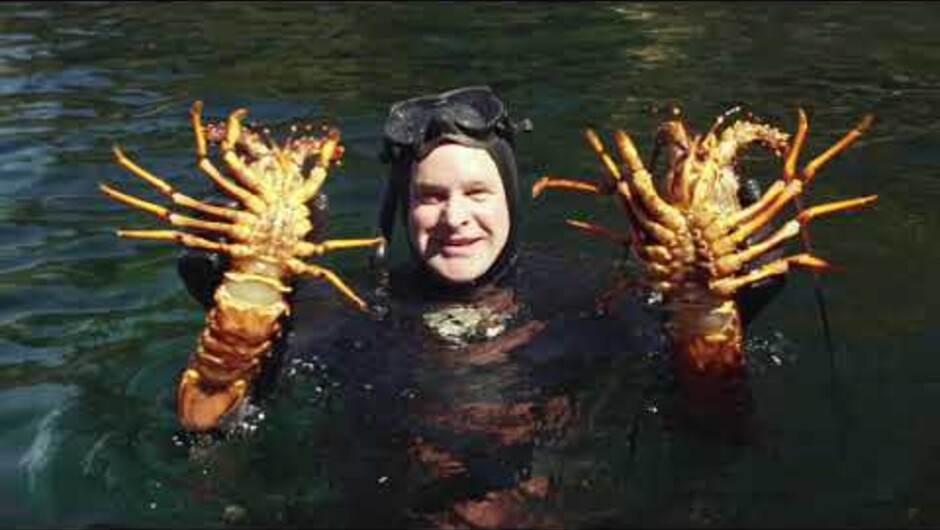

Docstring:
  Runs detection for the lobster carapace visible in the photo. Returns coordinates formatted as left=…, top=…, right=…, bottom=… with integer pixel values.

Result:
left=100, top=101, right=383, bottom=431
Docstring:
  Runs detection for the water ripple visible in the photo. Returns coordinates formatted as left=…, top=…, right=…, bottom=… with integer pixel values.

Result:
left=0, top=3, right=938, bottom=527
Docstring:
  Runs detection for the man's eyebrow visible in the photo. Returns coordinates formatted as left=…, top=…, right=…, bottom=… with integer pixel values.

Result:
left=462, top=179, right=495, bottom=189
left=412, top=181, right=449, bottom=192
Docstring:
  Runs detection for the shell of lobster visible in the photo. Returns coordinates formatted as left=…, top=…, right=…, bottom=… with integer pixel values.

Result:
left=100, top=101, right=383, bottom=431
left=532, top=107, right=877, bottom=387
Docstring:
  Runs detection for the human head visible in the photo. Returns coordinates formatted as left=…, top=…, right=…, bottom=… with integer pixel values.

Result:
left=407, top=141, right=511, bottom=283
left=378, top=86, right=529, bottom=293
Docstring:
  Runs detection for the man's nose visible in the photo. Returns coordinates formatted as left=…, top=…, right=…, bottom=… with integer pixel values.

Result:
left=442, top=196, right=471, bottom=227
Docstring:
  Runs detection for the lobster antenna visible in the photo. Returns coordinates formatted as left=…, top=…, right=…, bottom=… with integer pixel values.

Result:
left=704, top=104, right=743, bottom=140
left=788, top=107, right=860, bottom=456
left=795, top=192, right=837, bottom=373
left=784, top=107, right=838, bottom=379
left=794, top=190, right=852, bottom=456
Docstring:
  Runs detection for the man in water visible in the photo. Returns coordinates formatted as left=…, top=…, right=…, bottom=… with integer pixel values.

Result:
left=368, top=86, right=571, bottom=528
left=179, top=86, right=577, bottom=528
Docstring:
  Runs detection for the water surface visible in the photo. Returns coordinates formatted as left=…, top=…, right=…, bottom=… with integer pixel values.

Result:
left=2, top=2, right=939, bottom=527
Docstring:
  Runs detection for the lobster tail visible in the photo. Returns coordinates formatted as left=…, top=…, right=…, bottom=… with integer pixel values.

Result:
left=663, top=298, right=744, bottom=377
left=177, top=273, right=289, bottom=431
left=662, top=297, right=758, bottom=444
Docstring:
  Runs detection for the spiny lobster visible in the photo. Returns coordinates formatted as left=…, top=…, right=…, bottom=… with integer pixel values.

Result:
left=100, top=101, right=383, bottom=431
left=531, top=107, right=877, bottom=390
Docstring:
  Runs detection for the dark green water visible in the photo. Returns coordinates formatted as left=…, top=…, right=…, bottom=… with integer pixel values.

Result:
left=2, top=2, right=939, bottom=528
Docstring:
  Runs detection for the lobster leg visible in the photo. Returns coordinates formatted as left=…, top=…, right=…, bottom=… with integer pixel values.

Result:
left=727, top=180, right=804, bottom=245
left=190, top=102, right=265, bottom=213
left=584, top=129, right=624, bottom=185
left=722, top=110, right=871, bottom=241
left=797, top=195, right=878, bottom=224
left=650, top=115, right=690, bottom=170
left=565, top=219, right=632, bottom=245
left=713, top=219, right=802, bottom=277
left=288, top=258, right=369, bottom=310
left=99, top=184, right=250, bottom=240
left=710, top=253, right=830, bottom=296
left=614, top=199, right=675, bottom=246
left=783, top=109, right=809, bottom=182
left=583, top=129, right=653, bottom=243
left=531, top=176, right=608, bottom=198
left=722, top=179, right=788, bottom=229
left=219, top=107, right=263, bottom=193
left=295, top=236, right=385, bottom=257
left=177, top=368, right=248, bottom=432
left=232, top=119, right=274, bottom=160
left=729, top=183, right=877, bottom=248
left=109, top=228, right=252, bottom=258
left=784, top=108, right=872, bottom=183
left=801, top=113, right=874, bottom=183
left=111, top=146, right=246, bottom=222
left=613, top=130, right=686, bottom=232
left=295, top=130, right=341, bottom=204
left=715, top=194, right=878, bottom=277
left=653, top=119, right=693, bottom=204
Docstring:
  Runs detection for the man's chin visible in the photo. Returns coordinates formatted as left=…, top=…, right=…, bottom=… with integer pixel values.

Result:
left=427, top=257, right=489, bottom=285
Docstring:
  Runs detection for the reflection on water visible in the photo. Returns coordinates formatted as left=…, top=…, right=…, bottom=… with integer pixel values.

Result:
left=1, top=2, right=940, bottom=528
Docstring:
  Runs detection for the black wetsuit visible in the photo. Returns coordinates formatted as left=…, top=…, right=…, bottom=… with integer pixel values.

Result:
left=282, top=253, right=659, bottom=527
left=176, top=235, right=781, bottom=529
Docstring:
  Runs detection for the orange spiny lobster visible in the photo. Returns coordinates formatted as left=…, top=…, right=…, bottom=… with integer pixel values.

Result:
left=100, top=101, right=383, bottom=431
left=532, top=107, right=877, bottom=389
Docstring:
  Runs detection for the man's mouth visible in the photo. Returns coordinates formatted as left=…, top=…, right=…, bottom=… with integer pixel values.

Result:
left=444, top=237, right=480, bottom=246
left=438, top=236, right=483, bottom=255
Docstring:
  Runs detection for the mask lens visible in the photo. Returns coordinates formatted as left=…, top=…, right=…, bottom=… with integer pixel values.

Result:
left=384, top=99, right=432, bottom=146
left=446, top=87, right=504, bottom=129
left=449, top=103, right=488, bottom=134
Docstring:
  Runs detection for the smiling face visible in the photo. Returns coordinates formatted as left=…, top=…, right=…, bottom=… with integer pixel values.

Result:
left=407, top=142, right=511, bottom=284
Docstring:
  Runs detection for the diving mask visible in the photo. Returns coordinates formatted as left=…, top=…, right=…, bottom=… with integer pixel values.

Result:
left=381, top=85, right=530, bottom=163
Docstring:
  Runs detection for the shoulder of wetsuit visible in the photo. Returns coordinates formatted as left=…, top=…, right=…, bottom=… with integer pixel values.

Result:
left=176, top=195, right=235, bottom=309
left=178, top=245, right=229, bottom=310
left=260, top=284, right=417, bottom=403
left=734, top=177, right=787, bottom=329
